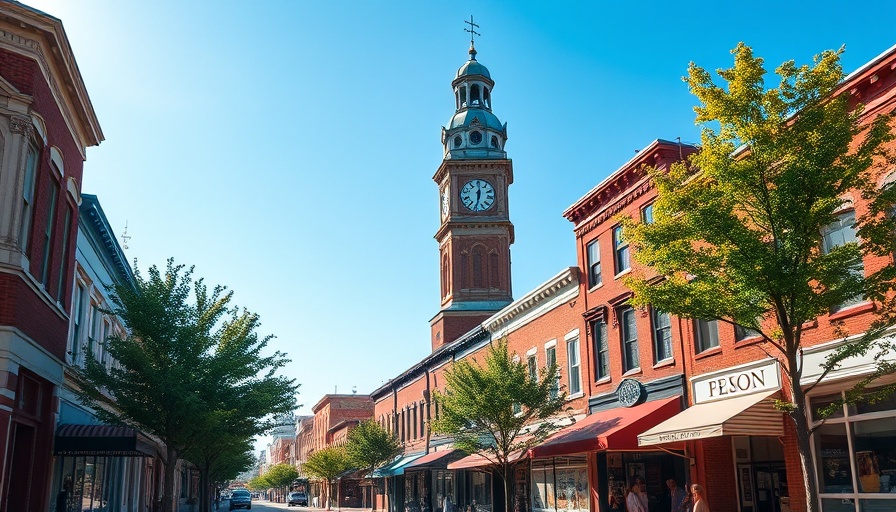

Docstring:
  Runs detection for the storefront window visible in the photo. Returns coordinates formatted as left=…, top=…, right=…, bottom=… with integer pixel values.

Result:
left=815, top=423, right=854, bottom=493
left=433, top=470, right=456, bottom=512
left=811, top=384, right=896, bottom=511
left=469, top=472, right=491, bottom=512
left=531, top=457, right=588, bottom=512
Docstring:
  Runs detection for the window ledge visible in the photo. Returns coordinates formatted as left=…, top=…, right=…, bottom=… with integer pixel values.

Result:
left=594, top=376, right=612, bottom=386
left=614, top=268, right=632, bottom=280
left=587, top=282, right=604, bottom=292
left=566, top=392, right=584, bottom=401
left=622, top=368, right=642, bottom=377
left=695, top=346, right=722, bottom=360
left=734, top=336, right=765, bottom=350
left=653, top=358, right=675, bottom=370
left=828, top=301, right=875, bottom=322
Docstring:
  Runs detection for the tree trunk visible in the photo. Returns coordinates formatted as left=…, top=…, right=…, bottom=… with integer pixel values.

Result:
left=789, top=384, right=820, bottom=512
left=326, top=479, right=332, bottom=510
left=163, top=446, right=178, bottom=512
left=198, top=467, right=209, bottom=512
left=502, top=464, right=513, bottom=512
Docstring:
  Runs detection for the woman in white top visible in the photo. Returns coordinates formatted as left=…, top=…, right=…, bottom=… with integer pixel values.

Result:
left=625, top=481, right=648, bottom=512
left=691, top=484, right=709, bottom=512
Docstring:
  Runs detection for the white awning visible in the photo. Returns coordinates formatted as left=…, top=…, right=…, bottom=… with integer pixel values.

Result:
left=638, top=390, right=783, bottom=446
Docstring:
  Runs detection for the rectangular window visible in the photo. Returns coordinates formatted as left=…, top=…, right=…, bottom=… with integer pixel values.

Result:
left=71, top=284, right=85, bottom=364
left=592, top=319, right=609, bottom=380
left=586, top=239, right=601, bottom=288
left=40, top=181, right=58, bottom=286
left=821, top=210, right=864, bottom=310
left=19, top=144, right=38, bottom=253
left=55, top=207, right=72, bottom=302
left=642, top=203, right=654, bottom=224
left=620, top=307, right=639, bottom=371
left=695, top=319, right=719, bottom=353
left=545, top=346, right=558, bottom=398
left=613, top=226, right=630, bottom=275
left=652, top=308, right=673, bottom=362
left=527, top=355, right=538, bottom=382
left=734, top=324, right=760, bottom=341
left=566, top=337, right=581, bottom=395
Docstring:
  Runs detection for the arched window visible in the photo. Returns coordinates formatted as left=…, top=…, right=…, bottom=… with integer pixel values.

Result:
left=455, top=90, right=461, bottom=109
left=484, top=87, right=490, bottom=108
left=490, top=251, right=499, bottom=289
left=472, top=246, right=485, bottom=288
left=491, top=135, right=500, bottom=148
left=470, top=84, right=481, bottom=106
left=442, top=254, right=450, bottom=298
left=461, top=252, right=469, bottom=288
left=460, top=87, right=467, bottom=108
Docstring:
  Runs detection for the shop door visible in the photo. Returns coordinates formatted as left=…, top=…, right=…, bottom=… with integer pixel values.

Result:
left=6, top=422, right=37, bottom=511
left=752, top=465, right=787, bottom=512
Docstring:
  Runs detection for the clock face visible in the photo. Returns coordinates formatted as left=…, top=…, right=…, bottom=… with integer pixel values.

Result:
left=460, top=179, right=495, bottom=212
left=441, top=189, right=450, bottom=219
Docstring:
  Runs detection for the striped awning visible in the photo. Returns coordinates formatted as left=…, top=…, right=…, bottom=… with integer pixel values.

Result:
left=370, top=453, right=425, bottom=478
left=54, top=424, right=156, bottom=457
left=638, top=390, right=784, bottom=446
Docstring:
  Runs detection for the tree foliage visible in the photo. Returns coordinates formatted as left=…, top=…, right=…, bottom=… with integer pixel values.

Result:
left=264, top=463, right=300, bottom=489
left=301, top=446, right=352, bottom=510
left=345, top=420, right=402, bottom=477
left=431, top=338, right=569, bottom=512
left=73, top=259, right=298, bottom=512
left=624, top=43, right=896, bottom=512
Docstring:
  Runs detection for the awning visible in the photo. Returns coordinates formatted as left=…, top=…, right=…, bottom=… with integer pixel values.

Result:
left=638, top=390, right=783, bottom=447
left=54, top=424, right=156, bottom=457
left=446, top=449, right=527, bottom=470
left=404, top=449, right=465, bottom=471
left=529, top=396, right=681, bottom=458
left=370, top=453, right=425, bottom=478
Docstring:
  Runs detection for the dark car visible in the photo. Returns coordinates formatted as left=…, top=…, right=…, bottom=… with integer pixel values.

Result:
left=288, top=492, right=308, bottom=507
left=229, top=489, right=252, bottom=510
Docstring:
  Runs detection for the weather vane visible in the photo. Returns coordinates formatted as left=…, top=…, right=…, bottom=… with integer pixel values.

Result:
left=464, top=15, right=480, bottom=47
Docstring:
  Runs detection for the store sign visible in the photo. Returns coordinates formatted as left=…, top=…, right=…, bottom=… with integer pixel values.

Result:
left=692, top=359, right=780, bottom=404
left=617, top=378, right=644, bottom=407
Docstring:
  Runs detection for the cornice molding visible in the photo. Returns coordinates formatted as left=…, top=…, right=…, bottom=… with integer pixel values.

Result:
left=483, top=267, right=579, bottom=334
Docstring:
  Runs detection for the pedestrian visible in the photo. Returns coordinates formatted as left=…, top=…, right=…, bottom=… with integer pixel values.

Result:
left=667, top=478, right=687, bottom=512
left=690, top=484, right=709, bottom=512
left=626, top=480, right=648, bottom=512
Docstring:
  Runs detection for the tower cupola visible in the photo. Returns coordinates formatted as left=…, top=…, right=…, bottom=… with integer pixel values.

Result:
left=441, top=41, right=508, bottom=160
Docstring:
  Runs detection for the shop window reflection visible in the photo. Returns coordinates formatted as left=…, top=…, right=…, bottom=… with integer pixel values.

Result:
left=815, top=423, right=854, bottom=493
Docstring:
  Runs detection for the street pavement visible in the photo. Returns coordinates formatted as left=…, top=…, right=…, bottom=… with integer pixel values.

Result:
left=205, top=499, right=370, bottom=512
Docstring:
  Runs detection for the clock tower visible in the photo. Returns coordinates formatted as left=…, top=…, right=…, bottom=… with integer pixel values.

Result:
left=431, top=36, right=514, bottom=351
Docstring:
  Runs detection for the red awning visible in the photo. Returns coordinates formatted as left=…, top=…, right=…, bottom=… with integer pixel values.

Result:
left=404, top=449, right=464, bottom=470
left=528, top=396, right=681, bottom=458
left=446, top=449, right=527, bottom=470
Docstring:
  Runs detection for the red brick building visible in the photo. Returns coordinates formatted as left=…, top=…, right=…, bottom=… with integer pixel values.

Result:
left=367, top=41, right=896, bottom=512
left=0, top=2, right=102, bottom=510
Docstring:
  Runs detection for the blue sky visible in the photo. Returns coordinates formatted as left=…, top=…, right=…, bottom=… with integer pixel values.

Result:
left=28, top=0, right=896, bottom=452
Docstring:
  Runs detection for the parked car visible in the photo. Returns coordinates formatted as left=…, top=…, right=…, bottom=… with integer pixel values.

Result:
left=288, top=492, right=308, bottom=507
left=229, top=489, right=252, bottom=510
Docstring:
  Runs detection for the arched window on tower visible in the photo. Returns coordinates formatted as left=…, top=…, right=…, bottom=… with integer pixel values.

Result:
left=442, top=254, right=450, bottom=298
left=484, top=87, right=490, bottom=108
left=460, top=87, right=467, bottom=108
left=491, top=135, right=500, bottom=148
left=490, top=251, right=499, bottom=289
left=470, top=84, right=481, bottom=106
left=461, top=252, right=469, bottom=289
left=455, top=90, right=460, bottom=109
left=472, top=246, right=485, bottom=288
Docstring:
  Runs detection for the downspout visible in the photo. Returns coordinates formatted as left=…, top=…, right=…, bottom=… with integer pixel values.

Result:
left=577, top=234, right=593, bottom=398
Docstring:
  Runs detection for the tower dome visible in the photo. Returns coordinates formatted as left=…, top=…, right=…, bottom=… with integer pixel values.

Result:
left=441, top=43, right=508, bottom=160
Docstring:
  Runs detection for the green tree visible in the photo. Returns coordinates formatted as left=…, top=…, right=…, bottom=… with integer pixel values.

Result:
left=247, top=475, right=269, bottom=491
left=301, top=446, right=352, bottom=510
left=345, top=419, right=402, bottom=477
left=624, top=44, right=896, bottom=512
left=263, top=463, right=300, bottom=502
left=431, top=338, right=569, bottom=512
left=73, top=260, right=297, bottom=512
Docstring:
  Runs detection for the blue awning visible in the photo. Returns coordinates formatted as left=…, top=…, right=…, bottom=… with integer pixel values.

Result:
left=370, top=453, right=425, bottom=478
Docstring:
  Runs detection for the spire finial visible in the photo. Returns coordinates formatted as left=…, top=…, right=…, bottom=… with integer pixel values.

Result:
left=464, top=15, right=480, bottom=60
